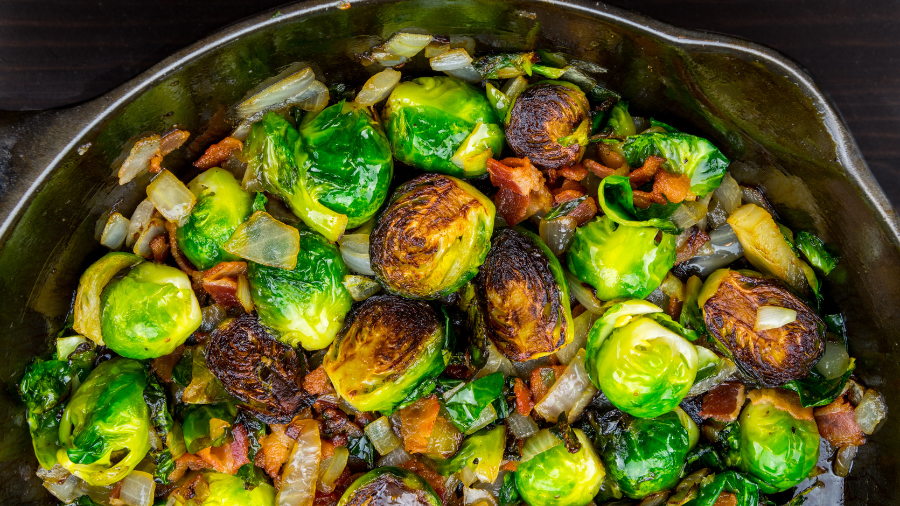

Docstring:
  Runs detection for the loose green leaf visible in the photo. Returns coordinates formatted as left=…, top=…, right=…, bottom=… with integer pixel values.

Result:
left=693, top=471, right=760, bottom=506
left=545, top=196, right=587, bottom=221
left=649, top=118, right=680, bottom=133
left=603, top=101, right=635, bottom=137
left=783, top=360, right=855, bottom=408
left=444, top=372, right=505, bottom=432
left=597, top=175, right=681, bottom=233
left=498, top=471, right=521, bottom=506
left=347, top=435, right=376, bottom=467
left=181, top=402, right=237, bottom=454
left=252, top=192, right=268, bottom=213
left=236, top=463, right=270, bottom=489
left=795, top=231, right=839, bottom=275
left=473, top=53, right=536, bottom=79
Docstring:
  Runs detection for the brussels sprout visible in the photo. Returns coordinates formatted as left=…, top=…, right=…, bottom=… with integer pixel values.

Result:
left=298, top=101, right=394, bottom=228
left=795, top=230, right=839, bottom=276
left=506, top=81, right=591, bottom=170
left=100, top=262, right=202, bottom=359
left=338, top=467, right=442, bottom=506
left=57, top=358, right=151, bottom=486
left=601, top=411, right=691, bottom=499
left=739, top=389, right=820, bottom=493
left=384, top=76, right=505, bottom=177
left=699, top=269, right=825, bottom=387
left=202, top=471, right=276, bottom=506
left=602, top=100, right=636, bottom=137
left=622, top=131, right=729, bottom=197
left=566, top=216, right=676, bottom=301
left=176, top=168, right=253, bottom=270
left=596, top=175, right=681, bottom=233
left=247, top=228, right=353, bottom=350
left=323, top=295, right=447, bottom=413
left=516, top=428, right=605, bottom=506
left=370, top=174, right=495, bottom=299
left=585, top=300, right=699, bottom=418
left=474, top=228, right=573, bottom=361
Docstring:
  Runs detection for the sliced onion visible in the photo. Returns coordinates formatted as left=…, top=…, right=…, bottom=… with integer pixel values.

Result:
left=425, top=38, right=450, bottom=58
left=520, top=429, right=562, bottom=462
left=430, top=48, right=474, bottom=71
left=449, top=35, right=476, bottom=55
left=377, top=447, right=411, bottom=467
left=500, top=76, right=528, bottom=103
left=126, top=200, right=156, bottom=248
left=555, top=310, right=596, bottom=365
left=339, top=234, right=374, bottom=275
left=133, top=216, right=166, bottom=259
left=659, top=272, right=685, bottom=301
left=670, top=199, right=710, bottom=230
left=118, top=470, right=155, bottom=506
left=465, top=404, right=498, bottom=435
left=511, top=356, right=552, bottom=381
left=237, top=67, right=315, bottom=118
left=384, top=32, right=433, bottom=57
left=675, top=224, right=744, bottom=278
left=854, top=389, right=887, bottom=435
left=342, top=275, right=381, bottom=301
left=277, top=419, right=320, bottom=506
left=36, top=463, right=70, bottom=483
left=364, top=416, right=401, bottom=455
left=147, top=170, right=196, bottom=224
left=464, top=487, right=497, bottom=506
left=43, top=474, right=81, bottom=503
left=687, top=357, right=737, bottom=397
left=834, top=444, right=858, bottom=478
left=539, top=216, right=577, bottom=256
left=754, top=306, right=797, bottom=331
left=564, top=270, right=604, bottom=314
left=355, top=68, right=402, bottom=106
left=815, top=341, right=850, bottom=380
left=100, top=212, right=130, bottom=250
left=236, top=273, right=254, bottom=312
left=224, top=211, right=300, bottom=270
left=287, top=80, right=330, bottom=113
left=714, top=173, right=742, bottom=216
left=534, top=350, right=593, bottom=422
left=371, top=51, right=409, bottom=67
left=568, top=386, right=598, bottom=423
left=200, top=304, right=228, bottom=333
left=476, top=341, right=516, bottom=379
left=444, top=65, right=483, bottom=83
left=118, top=135, right=161, bottom=185
left=317, top=446, right=349, bottom=494
left=506, top=411, right=539, bottom=439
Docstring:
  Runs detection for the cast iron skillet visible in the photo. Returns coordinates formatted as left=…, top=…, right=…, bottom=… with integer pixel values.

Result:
left=0, top=0, right=897, bottom=504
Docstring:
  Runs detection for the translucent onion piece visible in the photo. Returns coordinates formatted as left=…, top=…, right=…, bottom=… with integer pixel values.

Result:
left=555, top=310, right=596, bottom=365
left=465, top=404, right=498, bottom=436
left=118, top=470, right=155, bottom=506
left=317, top=446, right=349, bottom=494
left=118, top=135, right=161, bottom=185
left=854, top=389, right=887, bottom=435
left=371, top=51, right=409, bottom=67
left=425, top=39, right=450, bottom=58
left=676, top=224, right=744, bottom=278
left=520, top=429, right=562, bottom=463
left=43, top=474, right=81, bottom=503
left=385, top=32, right=433, bottom=57
left=539, top=216, right=577, bottom=256
left=476, top=341, right=516, bottom=379
left=200, top=304, right=227, bottom=333
left=287, top=80, right=330, bottom=113
left=126, top=199, right=156, bottom=248
left=568, top=384, right=599, bottom=423
left=342, top=275, right=382, bottom=301
left=564, top=270, right=604, bottom=314
left=449, top=35, right=477, bottom=55
left=100, top=212, right=130, bottom=250
left=753, top=305, right=797, bottom=331
left=459, top=466, right=477, bottom=487
left=659, top=272, right=685, bottom=301
left=147, top=170, right=195, bottom=224
left=355, top=68, right=402, bottom=106
left=500, top=76, right=529, bottom=103
left=815, top=341, right=850, bottom=380
left=236, top=273, right=254, bottom=313
left=364, top=416, right=401, bottom=455
left=714, top=173, right=742, bottom=216
left=533, top=350, right=593, bottom=422
left=686, top=357, right=737, bottom=398
left=148, top=427, right=163, bottom=451
left=377, top=447, right=411, bottom=467
left=444, top=65, right=483, bottom=83
left=133, top=217, right=166, bottom=259
left=224, top=211, right=300, bottom=270
left=237, top=67, right=315, bottom=118
left=670, top=200, right=710, bottom=230
left=73, top=253, right=144, bottom=344
left=277, top=419, right=320, bottom=506
left=36, top=463, right=70, bottom=483
left=506, top=411, right=539, bottom=439
left=834, top=444, right=858, bottom=478
left=464, top=487, right=498, bottom=506
left=339, top=234, right=374, bottom=275
left=430, top=48, right=474, bottom=71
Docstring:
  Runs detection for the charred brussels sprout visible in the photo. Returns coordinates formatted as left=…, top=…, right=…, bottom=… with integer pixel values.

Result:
left=566, top=216, right=676, bottom=301
left=176, top=168, right=253, bottom=270
left=370, top=174, right=495, bottom=299
left=298, top=101, right=393, bottom=228
left=739, top=389, right=820, bottom=493
left=622, top=131, right=729, bottom=197
left=247, top=229, right=353, bottom=350
left=506, top=81, right=591, bottom=170
left=100, top=262, right=202, bottom=359
left=206, top=314, right=311, bottom=423
left=602, top=411, right=692, bottom=499
left=323, top=295, right=447, bottom=412
left=57, top=358, right=151, bottom=486
left=586, top=300, right=698, bottom=418
left=384, top=76, right=505, bottom=177
left=474, top=228, right=573, bottom=361
left=700, top=269, right=825, bottom=386
left=516, top=429, right=605, bottom=506
left=202, top=471, right=276, bottom=506
left=338, top=467, right=442, bottom=506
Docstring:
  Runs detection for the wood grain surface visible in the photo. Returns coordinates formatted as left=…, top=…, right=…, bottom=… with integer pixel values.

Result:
left=0, top=0, right=897, bottom=206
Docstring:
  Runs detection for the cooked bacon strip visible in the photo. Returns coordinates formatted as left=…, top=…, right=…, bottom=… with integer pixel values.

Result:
left=654, top=169, right=692, bottom=204
left=676, top=227, right=711, bottom=264
left=629, top=155, right=665, bottom=188
left=700, top=382, right=746, bottom=423
left=500, top=461, right=519, bottom=472
left=583, top=158, right=617, bottom=179
left=303, top=366, right=334, bottom=395
left=713, top=492, right=738, bottom=506
left=747, top=388, right=814, bottom=423
left=596, top=143, right=627, bottom=169
left=487, top=157, right=544, bottom=196
left=160, top=129, right=191, bottom=156
left=814, top=395, right=866, bottom=447
left=151, top=345, right=185, bottom=383
left=150, top=233, right=169, bottom=263
left=399, top=395, right=441, bottom=454
left=558, top=164, right=588, bottom=181
left=201, top=261, right=248, bottom=307
left=545, top=168, right=559, bottom=186
left=164, top=221, right=201, bottom=288
left=632, top=190, right=667, bottom=209
left=194, top=137, right=244, bottom=170
left=149, top=154, right=164, bottom=174
left=401, top=460, right=447, bottom=503
left=554, top=189, right=586, bottom=205
left=231, top=423, right=251, bottom=469
left=168, top=452, right=210, bottom=483
left=255, top=423, right=295, bottom=479
left=568, top=196, right=598, bottom=226
left=514, top=378, right=535, bottom=416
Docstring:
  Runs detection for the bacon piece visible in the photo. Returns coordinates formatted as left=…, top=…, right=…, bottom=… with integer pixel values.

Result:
left=554, top=189, right=586, bottom=205
left=596, top=143, right=627, bottom=169
left=168, top=473, right=210, bottom=504
left=814, top=395, right=866, bottom=447
left=514, top=378, right=535, bottom=416
left=164, top=221, right=200, bottom=282
left=109, top=480, right=124, bottom=506
left=399, top=395, right=441, bottom=454
left=545, top=168, right=559, bottom=186
left=632, top=190, right=666, bottom=209
left=150, top=233, right=169, bottom=263
left=747, top=388, right=814, bottom=423
left=231, top=423, right=251, bottom=469
left=568, top=196, right=598, bottom=226
left=201, top=261, right=248, bottom=307
left=488, top=157, right=553, bottom=225
left=529, top=366, right=567, bottom=404
left=676, top=227, right=711, bottom=264
left=160, top=130, right=191, bottom=156
left=583, top=158, right=617, bottom=179
left=667, top=297, right=683, bottom=321
left=628, top=155, right=665, bottom=188
left=401, top=460, right=447, bottom=503
left=304, top=366, right=334, bottom=395
left=255, top=423, right=295, bottom=479
left=501, top=461, right=519, bottom=472
left=168, top=452, right=210, bottom=483
left=197, top=442, right=242, bottom=474
left=653, top=169, right=692, bottom=204
left=149, top=154, right=164, bottom=174
left=151, top=345, right=185, bottom=383
left=713, top=492, right=738, bottom=506
left=558, top=164, right=588, bottom=181
left=194, top=137, right=244, bottom=170
left=699, top=382, right=746, bottom=423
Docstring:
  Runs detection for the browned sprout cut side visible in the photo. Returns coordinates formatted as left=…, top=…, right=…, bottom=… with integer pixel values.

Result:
left=700, top=269, right=824, bottom=386
left=206, top=313, right=311, bottom=423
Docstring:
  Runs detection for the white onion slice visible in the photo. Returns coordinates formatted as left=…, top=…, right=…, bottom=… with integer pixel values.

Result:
left=237, top=67, right=315, bottom=118
left=465, top=404, right=498, bottom=435
left=133, top=217, right=166, bottom=259
left=564, top=270, right=605, bottom=314
left=339, top=234, right=374, bottom=275
left=377, top=447, right=411, bottom=467
left=317, top=446, right=349, bottom=494
left=224, top=211, right=300, bottom=270
left=43, top=474, right=81, bottom=503
left=342, top=275, right=381, bottom=301
left=371, top=51, right=409, bottom=67
left=287, top=80, right=330, bottom=113
left=506, top=411, right=539, bottom=439
left=476, top=341, right=516, bottom=379
left=364, top=416, right=401, bottom=455
left=236, top=273, right=254, bottom=312
left=444, top=65, right=483, bottom=83
left=714, top=173, right=742, bottom=216
left=147, top=170, right=195, bottom=225
left=754, top=305, right=797, bottom=331
left=118, top=470, right=155, bottom=506
left=100, top=212, right=130, bottom=250
left=520, top=429, right=562, bottom=462
left=384, top=32, right=433, bottom=57
left=355, top=68, right=402, bottom=106
left=449, top=35, right=476, bottom=55
left=854, top=389, right=887, bottom=435
left=556, top=310, right=596, bottom=365
left=430, top=48, right=474, bottom=71
left=533, top=350, right=593, bottom=422
left=539, top=216, right=577, bottom=256
left=277, top=419, right=320, bottom=506
left=501, top=76, right=529, bottom=103
left=126, top=200, right=156, bottom=248
left=814, top=340, right=850, bottom=379
left=464, top=487, right=498, bottom=506
left=424, top=40, right=450, bottom=58
left=118, top=135, right=161, bottom=185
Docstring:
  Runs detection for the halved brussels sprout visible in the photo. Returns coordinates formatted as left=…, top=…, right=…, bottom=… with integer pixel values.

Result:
left=338, top=467, right=442, bottom=506
left=370, top=174, right=495, bottom=299
left=323, top=295, right=447, bottom=413
left=506, top=81, right=591, bottom=170
left=516, top=428, right=605, bottom=506
left=700, top=269, right=825, bottom=386
left=176, top=168, right=253, bottom=270
left=100, top=262, right=202, bottom=359
left=586, top=300, right=698, bottom=418
left=566, top=216, right=676, bottom=301
left=384, top=76, right=504, bottom=177
left=247, top=228, right=353, bottom=350
left=202, top=471, right=276, bottom=506
left=739, top=388, right=820, bottom=493
left=622, top=131, right=729, bottom=197
left=602, top=411, right=691, bottom=499
left=298, top=100, right=394, bottom=228
left=474, top=228, right=573, bottom=361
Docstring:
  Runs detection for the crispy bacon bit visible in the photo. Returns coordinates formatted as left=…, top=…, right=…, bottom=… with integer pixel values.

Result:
left=632, top=190, right=666, bottom=209
left=814, top=395, right=866, bottom=447
left=747, top=388, right=814, bottom=423
left=197, top=442, right=242, bottom=474
left=628, top=155, right=665, bottom=188
left=399, top=395, right=441, bottom=454
left=514, top=378, right=535, bottom=416
left=255, top=423, right=296, bottom=478
left=285, top=410, right=315, bottom=439
left=583, top=158, right=618, bottom=179
left=700, top=382, right=746, bottom=423
left=597, top=143, right=627, bottom=169
left=558, top=164, right=588, bottom=181
left=160, top=130, right=191, bottom=156
left=149, top=233, right=169, bottom=263
left=401, top=460, right=447, bottom=502
left=201, top=261, right=247, bottom=307
left=567, top=196, right=598, bottom=226
left=653, top=169, right=692, bottom=204
left=500, top=461, right=519, bottom=472
left=487, top=157, right=553, bottom=225
left=554, top=189, right=586, bottom=205
left=169, top=452, right=210, bottom=483
left=321, top=407, right=364, bottom=440
left=165, top=221, right=201, bottom=286
left=149, top=154, right=164, bottom=174
left=545, top=168, right=559, bottom=186
left=109, top=480, right=124, bottom=506
left=676, top=227, right=711, bottom=264
left=194, top=137, right=244, bottom=170
left=530, top=366, right=567, bottom=404
left=151, top=345, right=185, bottom=383
left=304, top=366, right=334, bottom=395
left=713, top=492, right=738, bottom=506
left=231, top=423, right=251, bottom=468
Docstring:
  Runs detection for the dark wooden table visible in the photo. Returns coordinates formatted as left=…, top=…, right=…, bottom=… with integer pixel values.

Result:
left=1, top=0, right=897, bottom=206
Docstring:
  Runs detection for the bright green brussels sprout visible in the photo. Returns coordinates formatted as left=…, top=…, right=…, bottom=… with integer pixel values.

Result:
left=602, top=100, right=636, bottom=137
left=602, top=410, right=691, bottom=499
left=516, top=428, right=605, bottom=506
left=298, top=100, right=393, bottom=228
left=566, top=216, right=676, bottom=301
left=622, top=131, right=729, bottom=197
left=384, top=76, right=505, bottom=177
left=586, top=300, right=698, bottom=418
left=338, top=467, right=442, bottom=506
left=57, top=358, right=151, bottom=486
left=202, top=471, right=276, bottom=506
left=370, top=174, right=495, bottom=299
left=596, top=175, right=681, bottom=233
left=176, top=167, right=253, bottom=270
left=323, top=295, right=446, bottom=413
left=247, top=228, right=352, bottom=350
left=101, top=261, right=202, bottom=359
left=739, top=388, right=820, bottom=493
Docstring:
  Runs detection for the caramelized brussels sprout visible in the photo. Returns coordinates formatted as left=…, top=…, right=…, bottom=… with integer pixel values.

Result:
left=474, top=228, right=573, bottom=361
left=370, top=174, right=495, bottom=299
left=506, top=81, right=591, bottom=170
left=338, top=467, right=442, bottom=506
left=323, top=295, right=447, bottom=412
left=206, top=314, right=311, bottom=423
left=699, top=269, right=825, bottom=386
left=516, top=428, right=605, bottom=506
